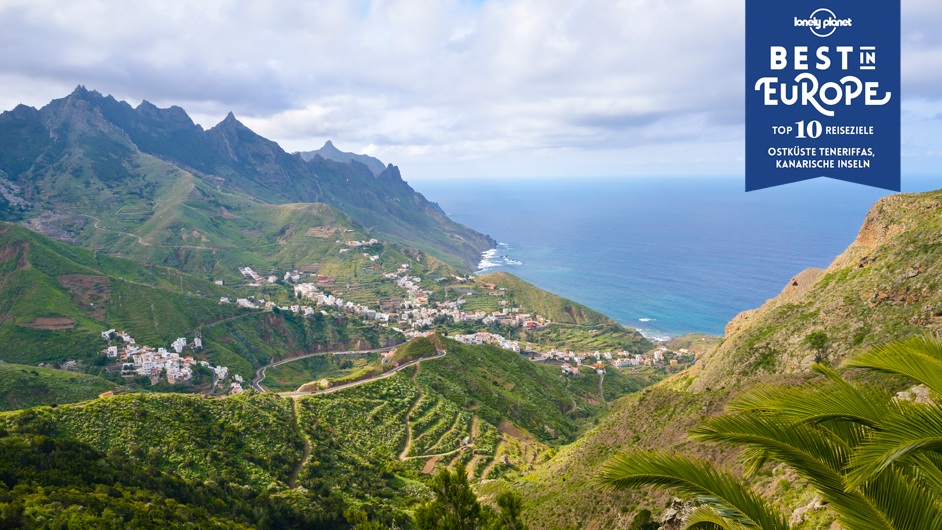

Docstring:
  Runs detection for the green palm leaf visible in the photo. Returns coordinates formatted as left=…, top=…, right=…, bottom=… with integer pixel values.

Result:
left=859, top=464, right=942, bottom=529
left=730, top=364, right=895, bottom=432
left=684, top=505, right=752, bottom=530
left=691, top=413, right=893, bottom=530
left=847, top=334, right=942, bottom=395
left=846, top=401, right=942, bottom=489
left=595, top=450, right=790, bottom=530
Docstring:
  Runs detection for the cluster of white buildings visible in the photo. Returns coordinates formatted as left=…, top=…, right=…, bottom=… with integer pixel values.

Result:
left=344, top=238, right=379, bottom=248
left=293, top=283, right=392, bottom=321
left=100, top=330, right=238, bottom=390
left=542, top=345, right=700, bottom=376
left=451, top=331, right=521, bottom=353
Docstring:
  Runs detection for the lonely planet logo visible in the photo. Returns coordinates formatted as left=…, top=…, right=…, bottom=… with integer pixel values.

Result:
left=794, top=8, right=852, bottom=37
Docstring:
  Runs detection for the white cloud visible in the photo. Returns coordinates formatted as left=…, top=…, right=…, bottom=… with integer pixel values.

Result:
left=0, top=0, right=939, bottom=178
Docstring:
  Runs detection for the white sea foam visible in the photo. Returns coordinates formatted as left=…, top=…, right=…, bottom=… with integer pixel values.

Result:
left=630, top=323, right=671, bottom=342
left=639, top=330, right=672, bottom=342
left=475, top=243, right=520, bottom=273
left=638, top=318, right=655, bottom=322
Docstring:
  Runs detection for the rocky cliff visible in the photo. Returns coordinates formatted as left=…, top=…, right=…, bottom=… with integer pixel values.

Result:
left=684, top=188, right=942, bottom=392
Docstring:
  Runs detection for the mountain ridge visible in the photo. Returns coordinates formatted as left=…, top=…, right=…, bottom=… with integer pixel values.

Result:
left=0, top=86, right=494, bottom=270
left=298, top=140, right=388, bottom=177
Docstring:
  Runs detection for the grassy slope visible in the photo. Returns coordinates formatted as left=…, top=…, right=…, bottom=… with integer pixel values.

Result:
left=0, top=221, right=408, bottom=384
left=2, top=392, right=305, bottom=489
left=475, top=271, right=615, bottom=326
left=262, top=353, right=381, bottom=393
left=55, top=158, right=461, bottom=287
left=683, top=188, right=942, bottom=393
left=0, top=222, right=245, bottom=365
left=483, top=188, right=942, bottom=529
left=0, top=363, right=116, bottom=411
left=199, top=311, right=402, bottom=381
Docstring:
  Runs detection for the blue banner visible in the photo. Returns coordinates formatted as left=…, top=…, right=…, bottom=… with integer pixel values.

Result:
left=746, top=1, right=900, bottom=191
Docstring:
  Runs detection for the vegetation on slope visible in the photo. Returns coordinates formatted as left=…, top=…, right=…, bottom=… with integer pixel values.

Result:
left=0, top=222, right=242, bottom=366
left=684, top=188, right=942, bottom=393
left=2, top=392, right=304, bottom=488
left=475, top=272, right=613, bottom=326
left=599, top=336, right=942, bottom=530
left=0, top=431, right=350, bottom=529
left=0, top=362, right=116, bottom=411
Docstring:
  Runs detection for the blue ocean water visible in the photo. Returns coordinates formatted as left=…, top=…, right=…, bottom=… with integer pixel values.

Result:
left=412, top=176, right=942, bottom=340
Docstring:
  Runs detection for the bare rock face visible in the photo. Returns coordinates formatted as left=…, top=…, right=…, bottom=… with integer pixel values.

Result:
left=789, top=495, right=824, bottom=527
left=658, top=498, right=695, bottom=530
left=725, top=268, right=825, bottom=338
left=689, top=189, right=942, bottom=393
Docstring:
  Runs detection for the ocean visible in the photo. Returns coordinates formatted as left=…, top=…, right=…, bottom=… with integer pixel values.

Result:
left=411, top=175, right=942, bottom=340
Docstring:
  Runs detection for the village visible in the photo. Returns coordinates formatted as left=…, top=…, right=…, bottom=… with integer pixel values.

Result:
left=98, top=329, right=245, bottom=394
left=227, top=263, right=696, bottom=379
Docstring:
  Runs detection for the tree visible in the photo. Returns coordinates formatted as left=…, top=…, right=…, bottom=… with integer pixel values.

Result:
left=484, top=491, right=528, bottom=530
left=597, top=334, right=942, bottom=530
left=415, top=464, right=483, bottom=530
left=415, top=464, right=528, bottom=530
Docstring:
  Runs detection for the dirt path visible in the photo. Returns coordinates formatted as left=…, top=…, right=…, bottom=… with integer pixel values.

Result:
left=421, top=455, right=440, bottom=474
left=288, top=399, right=312, bottom=489
left=399, top=363, right=424, bottom=461
left=479, top=452, right=501, bottom=481
left=599, top=373, right=605, bottom=403
left=404, top=445, right=473, bottom=461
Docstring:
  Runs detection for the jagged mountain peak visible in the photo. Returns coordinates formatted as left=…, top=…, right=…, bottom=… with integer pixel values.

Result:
left=299, top=140, right=387, bottom=177
left=0, top=87, right=496, bottom=270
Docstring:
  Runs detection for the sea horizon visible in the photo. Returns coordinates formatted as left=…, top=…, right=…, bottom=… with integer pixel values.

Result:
left=414, top=175, right=942, bottom=340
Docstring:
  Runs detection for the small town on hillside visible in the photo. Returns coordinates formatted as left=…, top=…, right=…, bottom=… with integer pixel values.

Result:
left=225, top=263, right=692, bottom=378
left=98, top=329, right=244, bottom=394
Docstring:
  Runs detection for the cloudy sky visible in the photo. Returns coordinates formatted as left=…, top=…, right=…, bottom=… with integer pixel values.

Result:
left=0, top=0, right=940, bottom=179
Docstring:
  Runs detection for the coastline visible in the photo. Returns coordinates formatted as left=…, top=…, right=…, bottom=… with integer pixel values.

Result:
left=475, top=245, right=676, bottom=342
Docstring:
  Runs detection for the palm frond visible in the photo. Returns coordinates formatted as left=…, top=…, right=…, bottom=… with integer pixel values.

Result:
left=860, top=464, right=942, bottom=530
left=683, top=505, right=752, bottom=530
left=596, top=450, right=790, bottom=530
left=846, top=401, right=942, bottom=488
left=691, top=413, right=894, bottom=530
left=847, top=334, right=942, bottom=394
left=729, top=364, right=895, bottom=432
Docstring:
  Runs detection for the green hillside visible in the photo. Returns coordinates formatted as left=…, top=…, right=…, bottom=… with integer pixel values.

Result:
left=0, top=87, right=494, bottom=270
left=0, top=222, right=241, bottom=365
left=480, top=188, right=942, bottom=529
left=0, top=431, right=350, bottom=529
left=1, top=336, right=659, bottom=526
left=684, top=188, right=942, bottom=393
left=4, top=392, right=304, bottom=488
left=0, top=222, right=405, bottom=391
left=0, top=362, right=117, bottom=411
left=475, top=272, right=614, bottom=326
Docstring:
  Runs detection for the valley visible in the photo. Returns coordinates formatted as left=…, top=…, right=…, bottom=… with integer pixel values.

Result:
left=0, top=87, right=939, bottom=530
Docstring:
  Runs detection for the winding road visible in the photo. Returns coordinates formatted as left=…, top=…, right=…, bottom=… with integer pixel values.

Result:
left=251, top=346, right=399, bottom=392
left=252, top=349, right=447, bottom=399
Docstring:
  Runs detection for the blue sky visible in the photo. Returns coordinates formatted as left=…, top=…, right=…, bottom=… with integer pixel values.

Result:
left=0, top=0, right=939, bottom=179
